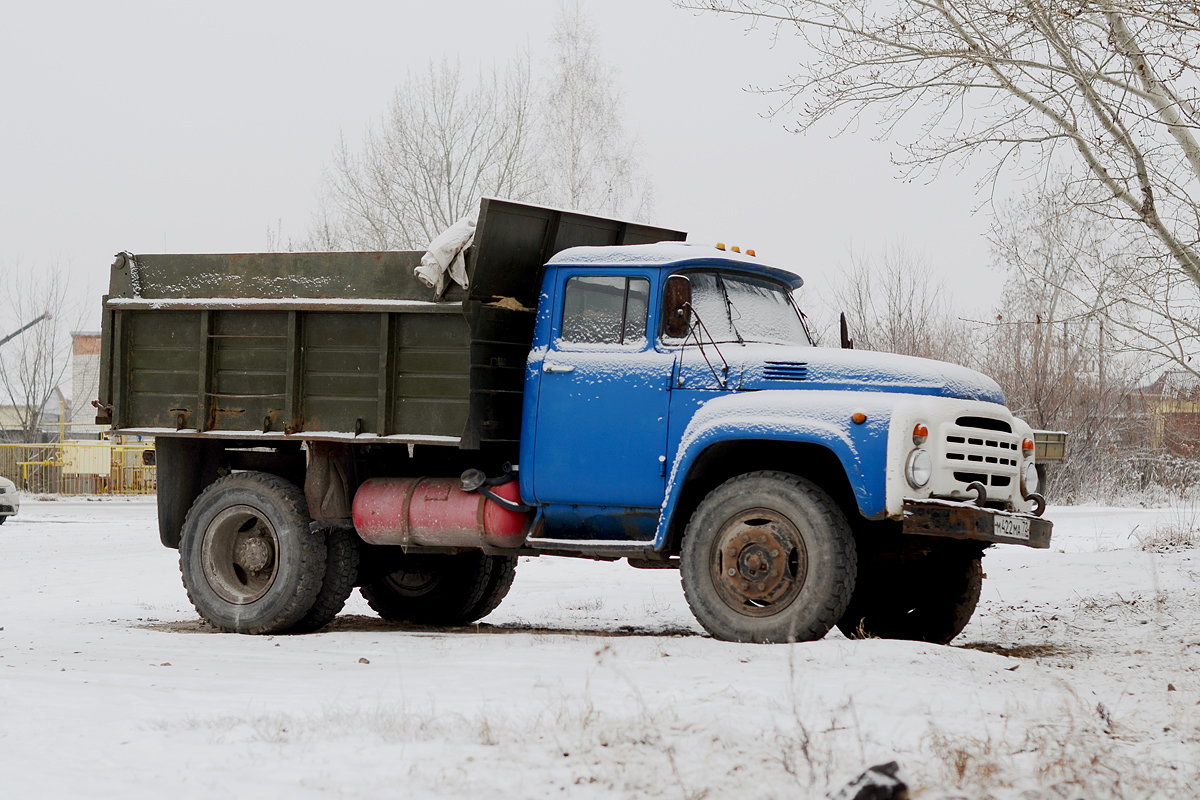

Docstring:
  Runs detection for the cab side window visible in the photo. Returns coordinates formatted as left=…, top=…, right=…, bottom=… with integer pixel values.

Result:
left=560, top=276, right=650, bottom=346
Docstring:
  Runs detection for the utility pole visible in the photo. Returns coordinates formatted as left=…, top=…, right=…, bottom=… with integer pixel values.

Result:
left=0, top=311, right=52, bottom=348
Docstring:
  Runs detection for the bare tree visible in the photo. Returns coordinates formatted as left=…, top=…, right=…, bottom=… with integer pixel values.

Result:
left=300, top=4, right=653, bottom=252
left=831, top=243, right=975, bottom=364
left=541, top=1, right=653, bottom=220
left=310, top=55, right=541, bottom=251
left=981, top=190, right=1153, bottom=498
left=0, top=266, right=80, bottom=442
left=680, top=1, right=1200, bottom=369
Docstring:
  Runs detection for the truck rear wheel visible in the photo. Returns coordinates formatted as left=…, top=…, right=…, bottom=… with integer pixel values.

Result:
left=837, top=553, right=983, bottom=644
left=680, top=471, right=856, bottom=643
left=179, top=471, right=326, bottom=634
left=360, top=552, right=517, bottom=625
left=286, top=526, right=360, bottom=633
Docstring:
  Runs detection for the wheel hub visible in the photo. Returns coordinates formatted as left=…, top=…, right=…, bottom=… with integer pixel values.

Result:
left=711, top=509, right=807, bottom=616
left=201, top=505, right=281, bottom=605
left=234, top=537, right=273, bottom=574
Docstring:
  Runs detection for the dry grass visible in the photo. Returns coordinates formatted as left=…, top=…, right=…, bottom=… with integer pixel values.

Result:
left=1130, top=505, right=1200, bottom=553
left=920, top=703, right=1200, bottom=800
left=148, top=681, right=1200, bottom=800
left=1133, top=525, right=1199, bottom=553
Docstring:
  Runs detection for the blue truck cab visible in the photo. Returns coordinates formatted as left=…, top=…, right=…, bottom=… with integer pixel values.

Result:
left=108, top=199, right=1050, bottom=643
left=515, top=242, right=1050, bottom=642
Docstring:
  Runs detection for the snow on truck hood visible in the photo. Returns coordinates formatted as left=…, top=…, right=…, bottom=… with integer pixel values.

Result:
left=738, top=345, right=1005, bottom=405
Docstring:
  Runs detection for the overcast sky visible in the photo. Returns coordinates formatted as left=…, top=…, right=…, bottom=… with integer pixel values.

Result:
left=1, top=1, right=1009, bottom=335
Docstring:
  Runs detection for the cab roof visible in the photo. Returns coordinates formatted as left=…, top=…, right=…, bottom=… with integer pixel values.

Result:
left=546, top=243, right=804, bottom=290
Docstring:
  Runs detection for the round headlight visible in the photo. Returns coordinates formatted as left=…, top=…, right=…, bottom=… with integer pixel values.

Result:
left=906, top=449, right=932, bottom=489
left=1024, top=462, right=1039, bottom=494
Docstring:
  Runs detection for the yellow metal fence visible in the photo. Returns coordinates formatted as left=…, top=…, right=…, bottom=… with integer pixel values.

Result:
left=0, top=442, right=156, bottom=496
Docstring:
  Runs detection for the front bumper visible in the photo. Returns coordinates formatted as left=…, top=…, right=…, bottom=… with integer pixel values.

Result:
left=902, top=499, right=1052, bottom=550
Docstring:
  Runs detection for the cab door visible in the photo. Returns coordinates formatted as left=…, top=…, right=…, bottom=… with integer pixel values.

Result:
left=531, top=271, right=673, bottom=509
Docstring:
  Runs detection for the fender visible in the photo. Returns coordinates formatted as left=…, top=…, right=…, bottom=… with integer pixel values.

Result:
left=654, top=390, right=900, bottom=549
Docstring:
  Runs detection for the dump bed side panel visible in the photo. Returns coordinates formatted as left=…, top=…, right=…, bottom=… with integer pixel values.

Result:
left=105, top=307, right=470, bottom=441
left=99, top=199, right=686, bottom=445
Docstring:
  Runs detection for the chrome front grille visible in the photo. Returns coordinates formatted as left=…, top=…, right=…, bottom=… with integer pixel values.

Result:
left=943, top=424, right=1020, bottom=488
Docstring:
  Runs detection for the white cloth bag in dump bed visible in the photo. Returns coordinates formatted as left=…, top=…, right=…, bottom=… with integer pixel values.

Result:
left=415, top=212, right=477, bottom=295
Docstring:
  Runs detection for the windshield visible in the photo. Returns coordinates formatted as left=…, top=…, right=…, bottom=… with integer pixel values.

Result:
left=666, top=271, right=810, bottom=346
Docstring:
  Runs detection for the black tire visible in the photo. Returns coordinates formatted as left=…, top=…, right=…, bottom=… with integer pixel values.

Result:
left=680, top=471, right=856, bottom=643
left=286, top=527, right=360, bottom=634
left=0, top=515, right=6, bottom=525
left=361, top=552, right=518, bottom=625
left=837, top=553, right=983, bottom=644
left=179, top=471, right=325, bottom=634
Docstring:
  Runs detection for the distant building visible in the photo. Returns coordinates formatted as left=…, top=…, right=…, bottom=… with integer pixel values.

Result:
left=1136, top=370, right=1200, bottom=455
left=68, top=331, right=104, bottom=439
left=0, top=331, right=102, bottom=442
left=0, top=387, right=66, bottom=443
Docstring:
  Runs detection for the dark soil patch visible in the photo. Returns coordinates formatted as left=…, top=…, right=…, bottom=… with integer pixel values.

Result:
left=959, top=642, right=1072, bottom=659
left=139, top=613, right=699, bottom=638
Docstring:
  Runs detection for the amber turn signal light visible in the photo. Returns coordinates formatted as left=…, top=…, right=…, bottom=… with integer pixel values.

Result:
left=852, top=412, right=867, bottom=424
left=1022, top=437, right=1035, bottom=457
left=912, top=423, right=928, bottom=445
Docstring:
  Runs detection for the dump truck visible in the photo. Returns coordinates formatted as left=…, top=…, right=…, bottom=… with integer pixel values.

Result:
left=96, top=198, right=1052, bottom=643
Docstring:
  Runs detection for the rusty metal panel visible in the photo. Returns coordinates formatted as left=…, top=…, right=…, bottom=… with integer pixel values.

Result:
left=902, top=500, right=1052, bottom=549
left=126, top=311, right=201, bottom=429
left=208, top=311, right=288, bottom=431
left=392, top=313, right=471, bottom=437
left=461, top=303, right=534, bottom=447
left=467, top=198, right=686, bottom=310
left=302, top=312, right=382, bottom=433
left=95, top=302, right=114, bottom=424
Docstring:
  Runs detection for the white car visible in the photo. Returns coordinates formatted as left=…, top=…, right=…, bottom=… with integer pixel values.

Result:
left=0, top=476, right=18, bottom=524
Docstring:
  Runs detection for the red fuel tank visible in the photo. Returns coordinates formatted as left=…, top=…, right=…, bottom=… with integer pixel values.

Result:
left=351, top=477, right=531, bottom=549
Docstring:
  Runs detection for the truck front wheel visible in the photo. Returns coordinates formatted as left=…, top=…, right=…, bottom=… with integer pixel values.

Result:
left=837, top=552, right=982, bottom=644
left=179, top=471, right=326, bottom=634
left=680, top=471, right=857, bottom=643
left=360, top=552, right=517, bottom=626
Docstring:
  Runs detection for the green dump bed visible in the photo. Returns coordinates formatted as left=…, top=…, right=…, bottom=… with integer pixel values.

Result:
left=97, top=199, right=685, bottom=449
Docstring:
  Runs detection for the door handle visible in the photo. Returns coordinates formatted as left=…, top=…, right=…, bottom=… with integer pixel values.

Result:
left=543, top=363, right=575, bottom=374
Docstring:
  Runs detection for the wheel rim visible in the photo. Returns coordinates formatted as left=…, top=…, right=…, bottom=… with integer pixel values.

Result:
left=709, top=508, right=808, bottom=617
left=201, top=504, right=281, bottom=604
left=381, top=557, right=444, bottom=597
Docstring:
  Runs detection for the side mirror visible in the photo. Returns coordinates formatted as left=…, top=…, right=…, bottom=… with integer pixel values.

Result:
left=839, top=312, right=855, bottom=350
left=663, top=275, right=692, bottom=339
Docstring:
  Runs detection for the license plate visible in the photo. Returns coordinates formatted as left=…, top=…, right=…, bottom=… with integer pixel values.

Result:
left=993, top=515, right=1031, bottom=541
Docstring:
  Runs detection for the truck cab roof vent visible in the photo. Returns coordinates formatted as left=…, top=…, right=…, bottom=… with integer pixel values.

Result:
left=956, top=416, right=1012, bottom=433
left=763, top=361, right=809, bottom=381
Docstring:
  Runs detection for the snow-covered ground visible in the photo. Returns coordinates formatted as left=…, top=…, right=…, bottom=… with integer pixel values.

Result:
left=1, top=497, right=1197, bottom=799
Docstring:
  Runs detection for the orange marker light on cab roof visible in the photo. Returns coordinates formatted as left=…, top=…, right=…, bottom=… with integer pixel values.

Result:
left=852, top=412, right=867, bottom=424
left=746, top=249, right=756, bottom=257
left=732, top=245, right=741, bottom=253
left=716, top=243, right=726, bottom=251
